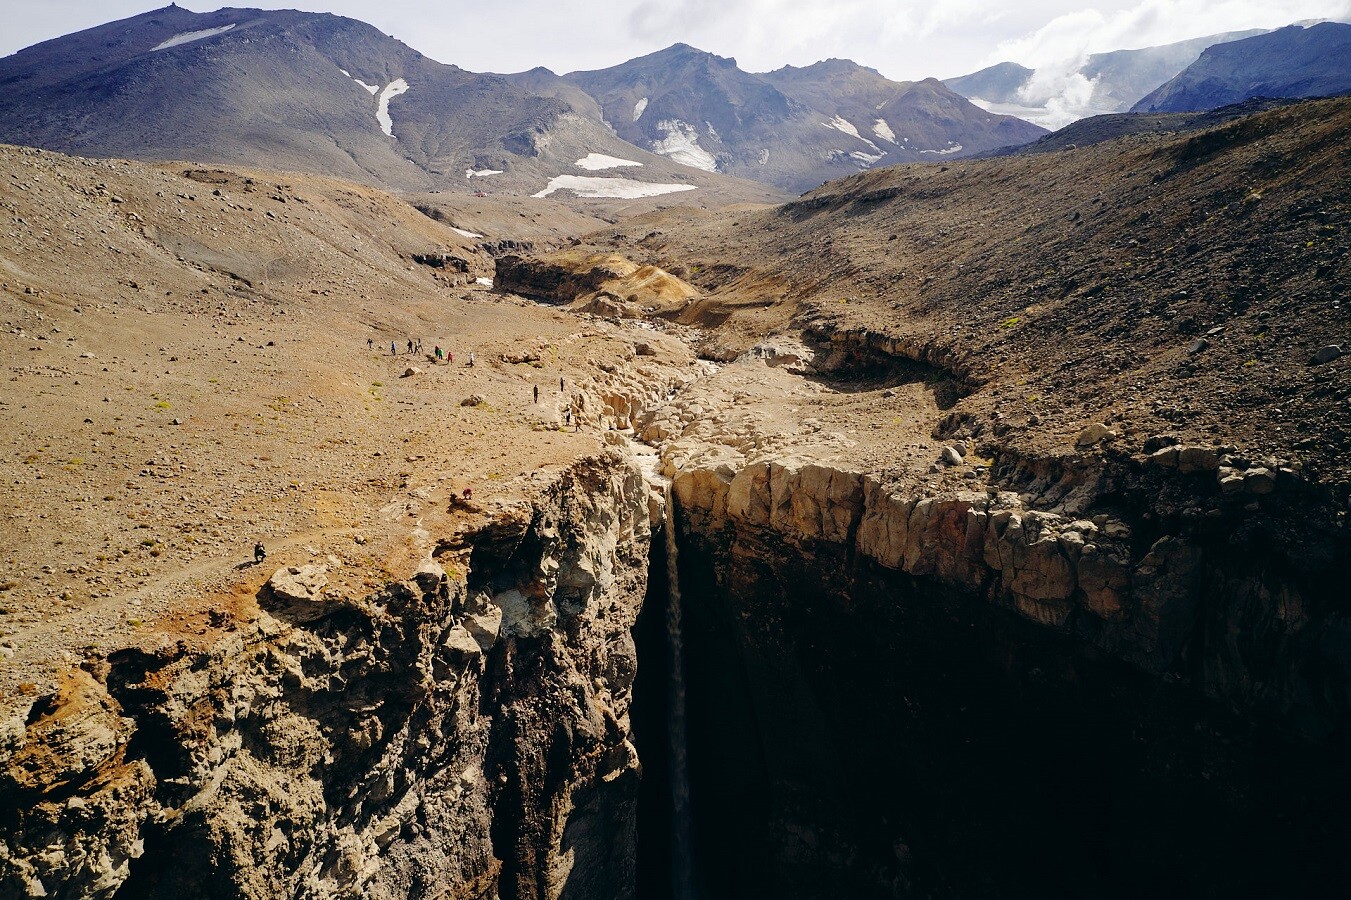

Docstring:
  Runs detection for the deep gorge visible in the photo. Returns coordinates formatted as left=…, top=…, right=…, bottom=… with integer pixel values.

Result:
left=4, top=441, right=1351, bottom=898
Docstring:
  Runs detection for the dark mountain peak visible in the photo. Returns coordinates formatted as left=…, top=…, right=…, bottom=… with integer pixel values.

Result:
left=1132, top=21, right=1351, bottom=113
left=622, top=42, right=737, bottom=71
left=767, top=58, right=881, bottom=79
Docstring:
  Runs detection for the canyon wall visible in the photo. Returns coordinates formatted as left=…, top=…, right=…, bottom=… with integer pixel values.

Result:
left=0, top=452, right=652, bottom=900
left=666, top=448, right=1351, bottom=895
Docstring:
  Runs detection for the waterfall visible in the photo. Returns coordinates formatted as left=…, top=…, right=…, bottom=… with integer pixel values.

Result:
left=664, top=487, right=694, bottom=899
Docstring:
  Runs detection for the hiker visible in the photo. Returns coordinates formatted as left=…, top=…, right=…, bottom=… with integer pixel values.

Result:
left=565, top=408, right=571, bottom=426
left=560, top=377, right=565, bottom=393
left=533, top=385, right=539, bottom=404
left=254, top=542, right=266, bottom=564
left=391, top=341, right=397, bottom=355
left=367, top=337, right=373, bottom=350
left=462, top=487, right=473, bottom=500
left=468, top=351, right=475, bottom=367
left=434, top=345, right=442, bottom=361
left=407, top=339, right=414, bottom=354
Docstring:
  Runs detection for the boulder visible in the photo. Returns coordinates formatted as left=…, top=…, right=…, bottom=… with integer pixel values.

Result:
left=1176, top=446, right=1221, bottom=473
left=1076, top=423, right=1116, bottom=447
left=264, top=565, right=330, bottom=622
left=1312, top=344, right=1342, bottom=365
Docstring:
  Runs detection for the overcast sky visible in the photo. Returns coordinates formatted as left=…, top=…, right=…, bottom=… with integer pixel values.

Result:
left=3, top=0, right=1349, bottom=80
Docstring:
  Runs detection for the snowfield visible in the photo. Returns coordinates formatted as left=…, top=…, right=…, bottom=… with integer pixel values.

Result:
left=376, top=79, right=409, bottom=137
left=919, top=143, right=964, bottom=155
left=531, top=176, right=697, bottom=200
left=465, top=169, right=503, bottom=178
left=575, top=153, right=643, bottom=171
left=452, top=227, right=483, bottom=239
left=872, top=119, right=897, bottom=143
left=650, top=120, right=717, bottom=172
left=824, top=115, right=862, bottom=140
left=633, top=98, right=649, bottom=121
left=339, top=69, right=379, bottom=95
left=151, top=24, right=236, bottom=52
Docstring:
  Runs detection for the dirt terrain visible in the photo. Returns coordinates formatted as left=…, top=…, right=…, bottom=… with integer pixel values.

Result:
left=0, top=145, right=700, bottom=697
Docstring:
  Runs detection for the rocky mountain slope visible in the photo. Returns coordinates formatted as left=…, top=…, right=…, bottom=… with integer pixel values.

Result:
left=1133, top=22, right=1351, bottom=112
left=562, top=45, right=1046, bottom=194
left=0, top=5, right=782, bottom=207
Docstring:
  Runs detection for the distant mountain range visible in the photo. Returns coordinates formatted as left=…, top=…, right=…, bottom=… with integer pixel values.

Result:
left=0, top=4, right=782, bottom=205
left=1131, top=22, right=1351, bottom=112
left=553, top=45, right=1046, bottom=192
left=1, top=5, right=1345, bottom=202
left=944, top=29, right=1266, bottom=128
left=0, top=5, right=1044, bottom=199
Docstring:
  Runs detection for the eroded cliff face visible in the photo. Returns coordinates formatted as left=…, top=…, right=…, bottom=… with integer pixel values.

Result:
left=0, top=452, right=653, bottom=900
left=666, top=446, right=1351, bottom=896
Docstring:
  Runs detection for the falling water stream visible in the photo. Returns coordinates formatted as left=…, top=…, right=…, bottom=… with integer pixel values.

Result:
left=664, top=487, right=694, bottom=900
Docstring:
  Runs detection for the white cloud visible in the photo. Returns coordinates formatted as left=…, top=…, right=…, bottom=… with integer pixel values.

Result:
left=991, top=0, right=1351, bottom=68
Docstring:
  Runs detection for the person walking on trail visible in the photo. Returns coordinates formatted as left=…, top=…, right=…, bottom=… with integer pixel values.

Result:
left=560, top=377, right=565, bottom=393
left=468, top=351, right=475, bottom=367
left=391, top=341, right=397, bottom=355
left=367, top=337, right=373, bottom=350
left=533, top=385, right=539, bottom=404
left=407, top=339, right=414, bottom=354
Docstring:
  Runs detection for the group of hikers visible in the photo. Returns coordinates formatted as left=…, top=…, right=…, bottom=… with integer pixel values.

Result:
left=367, top=335, right=471, bottom=366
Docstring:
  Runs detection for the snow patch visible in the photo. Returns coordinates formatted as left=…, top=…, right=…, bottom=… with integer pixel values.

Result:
left=918, top=143, right=963, bottom=156
left=851, top=150, right=886, bottom=166
left=452, top=227, right=483, bottom=239
left=575, top=153, right=643, bottom=171
left=354, top=78, right=379, bottom=95
left=824, top=116, right=884, bottom=154
left=465, top=169, right=503, bottom=178
left=633, top=97, right=649, bottom=121
left=476, top=277, right=494, bottom=287
left=650, top=120, right=717, bottom=172
left=758, top=148, right=770, bottom=166
left=376, top=79, right=409, bottom=137
left=151, top=24, right=236, bottom=52
left=823, top=115, right=862, bottom=140
left=531, top=175, right=697, bottom=200
left=872, top=119, right=896, bottom=143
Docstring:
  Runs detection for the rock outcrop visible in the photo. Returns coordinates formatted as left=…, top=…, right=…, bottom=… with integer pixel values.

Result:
left=670, top=448, right=1350, bottom=721
left=0, top=452, right=651, bottom=900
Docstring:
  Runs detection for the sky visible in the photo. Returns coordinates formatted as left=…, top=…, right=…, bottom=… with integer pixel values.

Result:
left=2, top=0, right=1349, bottom=82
